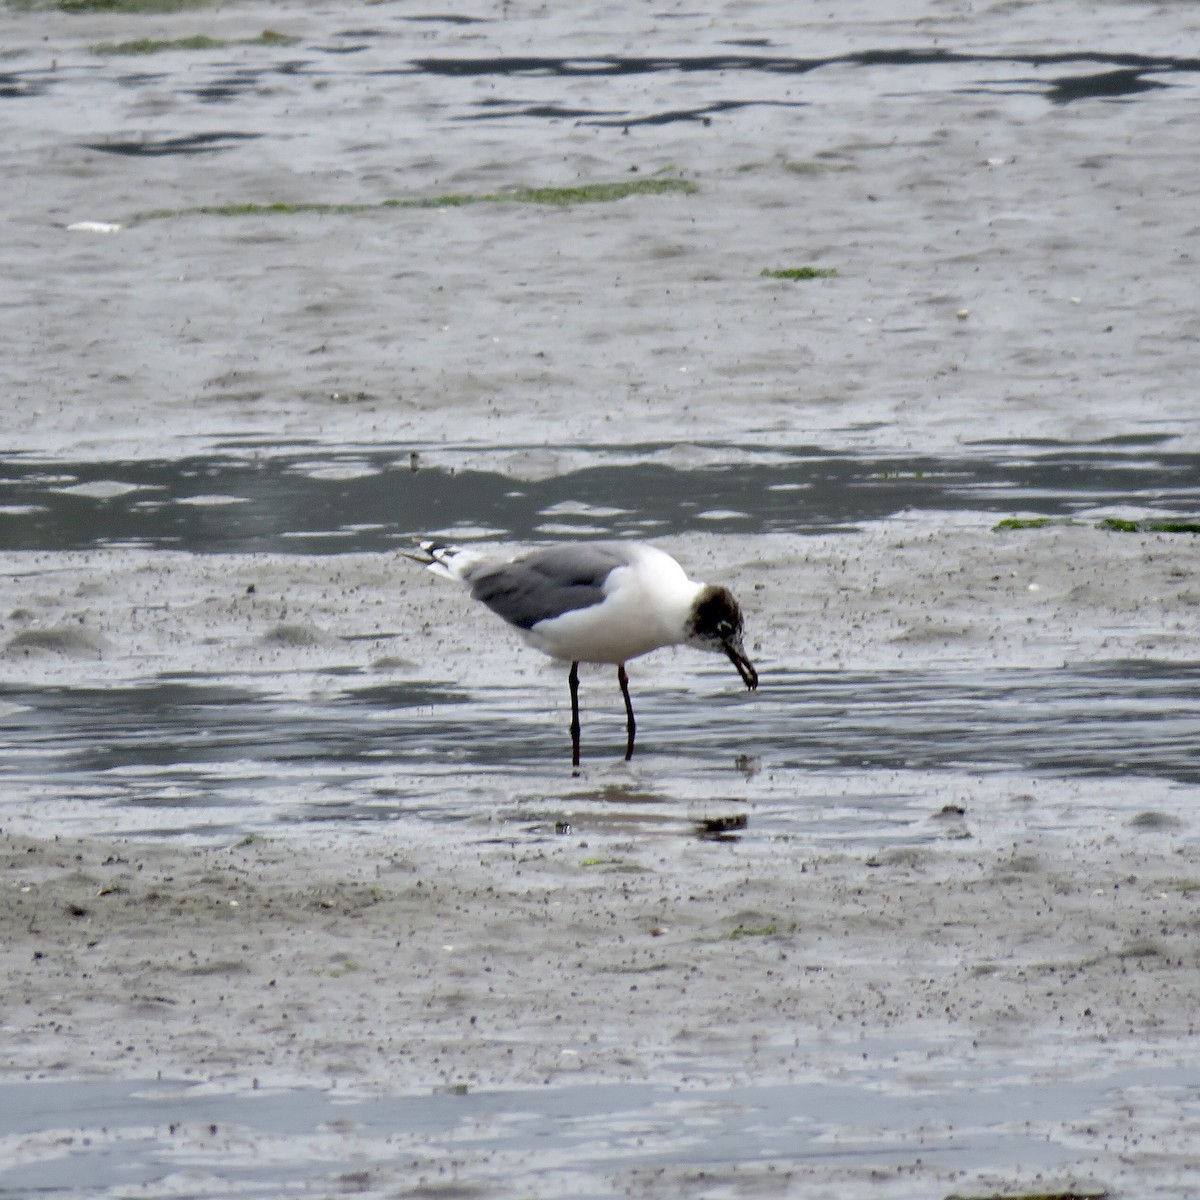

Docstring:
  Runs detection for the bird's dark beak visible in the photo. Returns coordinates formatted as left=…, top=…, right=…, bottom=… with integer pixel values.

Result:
left=724, top=639, right=758, bottom=691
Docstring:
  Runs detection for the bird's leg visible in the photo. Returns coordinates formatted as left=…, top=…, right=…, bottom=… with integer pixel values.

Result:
left=569, top=661, right=582, bottom=771
left=617, top=663, right=636, bottom=761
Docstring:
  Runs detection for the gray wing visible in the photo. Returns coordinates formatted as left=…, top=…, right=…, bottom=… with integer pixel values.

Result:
left=468, top=543, right=632, bottom=630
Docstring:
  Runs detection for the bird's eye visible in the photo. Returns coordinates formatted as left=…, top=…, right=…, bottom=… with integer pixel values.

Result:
left=716, top=619, right=732, bottom=637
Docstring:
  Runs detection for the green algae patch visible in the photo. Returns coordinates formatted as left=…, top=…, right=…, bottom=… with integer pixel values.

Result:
left=322, top=957, right=361, bottom=979
left=24, top=0, right=221, bottom=13
left=600, top=960, right=673, bottom=975
left=995, top=516, right=1200, bottom=534
left=726, top=923, right=781, bottom=940
left=496, top=179, right=697, bottom=205
left=946, top=1191, right=1110, bottom=1200
left=138, top=201, right=380, bottom=220
left=761, top=266, right=839, bottom=281
left=873, top=467, right=926, bottom=481
left=1100, top=517, right=1200, bottom=534
left=993, top=517, right=1068, bottom=531
left=781, top=159, right=831, bottom=175
left=580, top=856, right=647, bottom=874
left=133, top=178, right=697, bottom=223
left=89, top=30, right=297, bottom=54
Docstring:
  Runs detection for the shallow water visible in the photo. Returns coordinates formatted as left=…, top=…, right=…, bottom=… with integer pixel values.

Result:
left=1, top=662, right=1197, bottom=842
left=2, top=1053, right=1196, bottom=1199
left=2, top=437, right=1197, bottom=552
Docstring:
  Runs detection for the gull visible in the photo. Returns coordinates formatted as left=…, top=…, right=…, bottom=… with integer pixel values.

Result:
left=407, top=538, right=758, bottom=768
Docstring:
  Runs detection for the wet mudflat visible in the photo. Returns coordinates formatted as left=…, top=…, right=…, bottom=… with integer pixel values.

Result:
left=5, top=0, right=1200, bottom=1196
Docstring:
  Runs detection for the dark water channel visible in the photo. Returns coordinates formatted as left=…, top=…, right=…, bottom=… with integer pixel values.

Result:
left=2, top=437, right=1197, bottom=553
left=5, top=40, right=1199, bottom=124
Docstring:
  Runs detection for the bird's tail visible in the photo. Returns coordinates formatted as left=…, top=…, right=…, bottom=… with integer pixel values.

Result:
left=403, top=538, right=492, bottom=584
